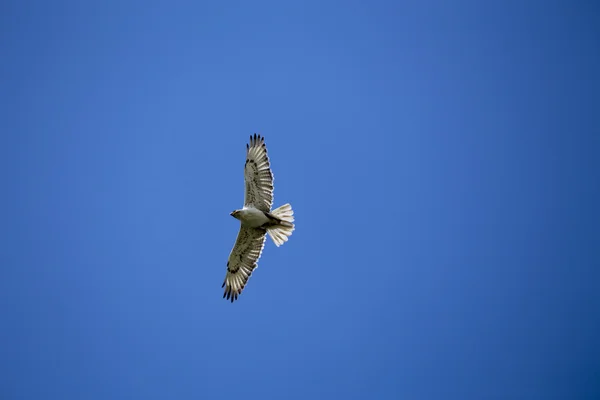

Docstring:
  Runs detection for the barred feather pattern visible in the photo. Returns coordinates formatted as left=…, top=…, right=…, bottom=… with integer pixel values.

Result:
left=223, top=226, right=267, bottom=302
left=244, top=134, right=274, bottom=213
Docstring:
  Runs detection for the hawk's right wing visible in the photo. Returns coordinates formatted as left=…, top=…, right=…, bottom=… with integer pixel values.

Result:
left=243, top=134, right=274, bottom=213
left=222, top=225, right=267, bottom=302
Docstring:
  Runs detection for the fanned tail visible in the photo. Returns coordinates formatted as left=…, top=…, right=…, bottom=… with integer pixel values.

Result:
left=266, top=203, right=295, bottom=247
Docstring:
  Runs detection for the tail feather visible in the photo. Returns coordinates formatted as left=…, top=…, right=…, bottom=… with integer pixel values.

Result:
left=267, top=203, right=294, bottom=247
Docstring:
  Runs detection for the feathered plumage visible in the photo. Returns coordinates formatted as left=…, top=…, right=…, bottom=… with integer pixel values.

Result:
left=222, top=134, right=295, bottom=302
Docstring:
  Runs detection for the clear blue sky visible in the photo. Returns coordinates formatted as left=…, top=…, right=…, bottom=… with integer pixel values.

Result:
left=1, top=1, right=599, bottom=399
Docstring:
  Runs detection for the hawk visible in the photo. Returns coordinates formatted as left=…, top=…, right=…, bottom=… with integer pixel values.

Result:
left=222, top=134, right=295, bottom=302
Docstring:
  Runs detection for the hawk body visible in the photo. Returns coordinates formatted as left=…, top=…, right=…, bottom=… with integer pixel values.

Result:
left=222, top=134, right=295, bottom=302
left=232, top=207, right=271, bottom=228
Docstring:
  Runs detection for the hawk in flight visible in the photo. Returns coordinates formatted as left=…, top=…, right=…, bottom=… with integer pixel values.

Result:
left=223, top=134, right=295, bottom=302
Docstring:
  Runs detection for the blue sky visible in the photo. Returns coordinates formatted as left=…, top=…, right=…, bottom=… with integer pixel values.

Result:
left=1, top=1, right=599, bottom=399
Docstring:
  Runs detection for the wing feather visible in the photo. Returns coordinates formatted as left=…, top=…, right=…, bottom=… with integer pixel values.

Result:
left=222, top=226, right=267, bottom=302
left=244, top=133, right=274, bottom=212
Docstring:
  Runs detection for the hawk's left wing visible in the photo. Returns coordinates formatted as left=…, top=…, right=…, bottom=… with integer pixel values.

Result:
left=244, top=134, right=274, bottom=213
left=222, top=225, right=267, bottom=302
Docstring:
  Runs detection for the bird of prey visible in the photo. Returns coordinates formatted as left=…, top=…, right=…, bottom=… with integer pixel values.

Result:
left=222, top=134, right=295, bottom=302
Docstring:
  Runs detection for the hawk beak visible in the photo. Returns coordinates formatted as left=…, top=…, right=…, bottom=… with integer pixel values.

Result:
left=230, top=212, right=235, bottom=216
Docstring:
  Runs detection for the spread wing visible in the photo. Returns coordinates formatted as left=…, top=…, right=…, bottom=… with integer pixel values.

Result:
left=244, top=134, right=274, bottom=213
left=222, top=226, right=267, bottom=302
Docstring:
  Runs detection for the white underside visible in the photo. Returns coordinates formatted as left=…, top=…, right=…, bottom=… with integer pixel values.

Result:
left=238, top=206, right=270, bottom=228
